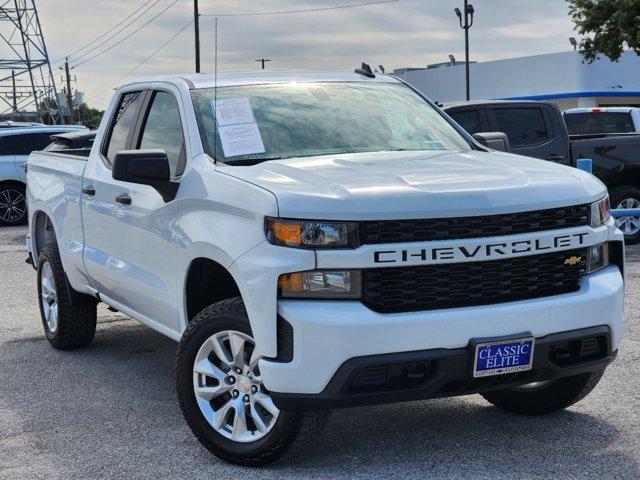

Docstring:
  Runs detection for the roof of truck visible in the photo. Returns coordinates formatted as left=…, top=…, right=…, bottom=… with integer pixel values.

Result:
left=124, top=70, right=402, bottom=89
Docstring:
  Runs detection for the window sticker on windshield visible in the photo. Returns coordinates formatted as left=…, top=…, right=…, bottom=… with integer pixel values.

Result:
left=213, top=98, right=256, bottom=127
left=218, top=123, right=265, bottom=157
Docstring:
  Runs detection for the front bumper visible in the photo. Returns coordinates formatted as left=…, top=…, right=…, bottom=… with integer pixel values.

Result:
left=271, top=326, right=616, bottom=410
left=259, top=265, right=624, bottom=396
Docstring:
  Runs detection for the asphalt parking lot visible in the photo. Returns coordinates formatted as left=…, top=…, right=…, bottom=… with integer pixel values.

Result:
left=0, top=226, right=639, bottom=479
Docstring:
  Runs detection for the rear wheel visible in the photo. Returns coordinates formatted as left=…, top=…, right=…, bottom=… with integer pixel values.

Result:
left=0, top=183, right=26, bottom=226
left=176, top=298, right=329, bottom=466
left=481, top=369, right=605, bottom=415
left=37, top=244, right=97, bottom=349
left=610, top=185, right=640, bottom=244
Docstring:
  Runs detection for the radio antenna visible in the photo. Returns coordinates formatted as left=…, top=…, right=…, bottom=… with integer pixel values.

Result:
left=213, top=16, right=219, bottom=162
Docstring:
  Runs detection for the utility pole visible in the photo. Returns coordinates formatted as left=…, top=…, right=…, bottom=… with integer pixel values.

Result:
left=255, top=58, right=271, bottom=69
left=454, top=1, right=475, bottom=101
left=11, top=70, right=17, bottom=121
left=194, top=0, right=201, bottom=73
left=63, top=58, right=74, bottom=124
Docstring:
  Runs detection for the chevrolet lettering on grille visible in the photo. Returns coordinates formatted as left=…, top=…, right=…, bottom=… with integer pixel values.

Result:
left=373, top=232, right=590, bottom=265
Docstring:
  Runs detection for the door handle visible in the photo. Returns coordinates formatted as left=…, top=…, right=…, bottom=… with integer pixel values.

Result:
left=82, top=186, right=96, bottom=196
left=115, top=193, right=131, bottom=205
left=545, top=154, right=565, bottom=161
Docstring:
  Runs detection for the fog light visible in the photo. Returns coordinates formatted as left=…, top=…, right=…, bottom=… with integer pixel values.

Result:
left=586, top=243, right=609, bottom=273
left=278, top=270, right=362, bottom=299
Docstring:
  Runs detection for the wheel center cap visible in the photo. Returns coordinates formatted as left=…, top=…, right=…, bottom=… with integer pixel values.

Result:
left=237, top=376, right=252, bottom=393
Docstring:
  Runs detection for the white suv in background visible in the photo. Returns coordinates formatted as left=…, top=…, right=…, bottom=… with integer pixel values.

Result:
left=0, top=125, right=85, bottom=225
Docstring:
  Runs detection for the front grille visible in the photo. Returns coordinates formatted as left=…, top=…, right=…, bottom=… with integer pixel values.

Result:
left=360, top=204, right=590, bottom=244
left=362, top=248, right=587, bottom=314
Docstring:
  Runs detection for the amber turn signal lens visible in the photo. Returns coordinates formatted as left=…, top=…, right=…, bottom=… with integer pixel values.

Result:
left=278, top=273, right=304, bottom=293
left=272, top=221, right=302, bottom=247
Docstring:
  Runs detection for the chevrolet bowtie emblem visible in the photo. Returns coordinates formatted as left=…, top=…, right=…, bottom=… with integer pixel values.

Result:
left=564, top=256, right=582, bottom=266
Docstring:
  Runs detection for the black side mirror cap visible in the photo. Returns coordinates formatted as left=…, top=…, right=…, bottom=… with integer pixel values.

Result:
left=473, top=132, right=511, bottom=153
left=112, top=149, right=178, bottom=202
left=113, top=149, right=171, bottom=186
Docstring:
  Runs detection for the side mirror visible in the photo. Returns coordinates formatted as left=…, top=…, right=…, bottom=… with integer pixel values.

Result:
left=473, top=132, right=511, bottom=153
left=113, top=149, right=170, bottom=186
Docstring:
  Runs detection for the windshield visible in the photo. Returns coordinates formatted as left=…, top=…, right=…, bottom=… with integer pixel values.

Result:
left=564, top=112, right=635, bottom=135
left=192, top=82, right=471, bottom=164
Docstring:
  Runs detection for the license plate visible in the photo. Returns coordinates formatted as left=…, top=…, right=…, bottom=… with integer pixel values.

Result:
left=473, top=337, right=535, bottom=378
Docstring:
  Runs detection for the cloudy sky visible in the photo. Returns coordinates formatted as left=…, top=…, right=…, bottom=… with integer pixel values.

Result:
left=32, top=0, right=577, bottom=109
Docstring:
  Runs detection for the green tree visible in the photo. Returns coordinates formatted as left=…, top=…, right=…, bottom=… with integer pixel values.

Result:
left=568, top=0, right=640, bottom=62
left=77, top=103, right=105, bottom=129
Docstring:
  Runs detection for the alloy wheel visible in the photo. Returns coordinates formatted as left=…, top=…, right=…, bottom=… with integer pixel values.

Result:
left=0, top=188, right=26, bottom=223
left=193, top=330, right=280, bottom=443
left=41, top=261, right=59, bottom=333
left=615, top=197, right=640, bottom=236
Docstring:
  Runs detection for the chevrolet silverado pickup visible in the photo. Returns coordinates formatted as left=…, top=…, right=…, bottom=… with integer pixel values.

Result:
left=26, top=71, right=624, bottom=466
left=444, top=100, right=640, bottom=243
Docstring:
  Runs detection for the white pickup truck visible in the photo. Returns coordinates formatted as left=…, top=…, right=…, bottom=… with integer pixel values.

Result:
left=27, top=70, right=624, bottom=466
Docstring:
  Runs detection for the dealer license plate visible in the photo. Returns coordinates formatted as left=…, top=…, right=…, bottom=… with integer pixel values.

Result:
left=473, top=337, right=535, bottom=378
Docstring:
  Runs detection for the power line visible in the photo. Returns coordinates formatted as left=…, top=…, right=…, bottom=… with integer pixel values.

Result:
left=73, top=0, right=180, bottom=68
left=53, top=0, right=158, bottom=65
left=87, top=19, right=193, bottom=102
left=201, top=0, right=399, bottom=17
left=65, top=0, right=163, bottom=65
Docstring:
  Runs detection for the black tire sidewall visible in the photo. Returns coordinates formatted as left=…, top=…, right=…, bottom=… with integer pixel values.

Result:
left=610, top=185, right=640, bottom=244
left=176, top=304, right=304, bottom=464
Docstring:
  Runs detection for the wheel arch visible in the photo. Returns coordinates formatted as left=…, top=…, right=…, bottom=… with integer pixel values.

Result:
left=32, top=209, right=57, bottom=266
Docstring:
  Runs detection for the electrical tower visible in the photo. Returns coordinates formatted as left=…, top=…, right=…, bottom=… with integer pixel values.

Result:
left=0, top=0, right=60, bottom=123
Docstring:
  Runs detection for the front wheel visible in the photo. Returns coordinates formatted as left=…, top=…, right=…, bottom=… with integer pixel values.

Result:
left=175, top=298, right=329, bottom=466
left=481, top=369, right=605, bottom=415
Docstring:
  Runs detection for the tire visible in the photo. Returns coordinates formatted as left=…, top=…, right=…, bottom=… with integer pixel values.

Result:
left=481, top=369, right=605, bottom=415
left=176, top=298, right=330, bottom=466
left=0, top=182, right=27, bottom=226
left=609, top=185, right=640, bottom=245
left=37, top=244, right=97, bottom=349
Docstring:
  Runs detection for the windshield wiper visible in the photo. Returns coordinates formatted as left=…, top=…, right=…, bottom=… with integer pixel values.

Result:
left=224, top=157, right=284, bottom=166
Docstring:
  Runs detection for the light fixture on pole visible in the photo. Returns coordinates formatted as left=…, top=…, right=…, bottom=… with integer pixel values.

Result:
left=455, top=1, right=474, bottom=101
left=255, top=58, right=271, bottom=69
left=569, top=37, right=577, bottom=51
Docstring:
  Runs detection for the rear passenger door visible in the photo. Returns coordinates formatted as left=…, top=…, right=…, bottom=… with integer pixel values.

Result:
left=487, top=106, right=570, bottom=164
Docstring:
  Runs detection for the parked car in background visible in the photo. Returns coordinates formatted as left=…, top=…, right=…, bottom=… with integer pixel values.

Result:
left=0, top=121, right=46, bottom=129
left=563, top=107, right=640, bottom=135
left=0, top=125, right=86, bottom=226
left=444, top=100, right=640, bottom=243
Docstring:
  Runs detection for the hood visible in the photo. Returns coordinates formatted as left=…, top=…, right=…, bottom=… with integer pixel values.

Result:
left=216, top=150, right=606, bottom=220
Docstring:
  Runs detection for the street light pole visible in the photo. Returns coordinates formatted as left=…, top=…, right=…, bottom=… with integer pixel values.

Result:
left=455, top=1, right=475, bottom=101
left=194, top=0, right=201, bottom=73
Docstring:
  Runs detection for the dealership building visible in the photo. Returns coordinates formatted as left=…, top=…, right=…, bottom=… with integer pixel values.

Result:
left=394, top=51, right=640, bottom=111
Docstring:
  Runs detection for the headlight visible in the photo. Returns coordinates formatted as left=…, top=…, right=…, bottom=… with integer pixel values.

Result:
left=590, top=195, right=610, bottom=228
left=586, top=243, right=610, bottom=273
left=265, top=217, right=359, bottom=249
left=278, top=270, right=362, bottom=299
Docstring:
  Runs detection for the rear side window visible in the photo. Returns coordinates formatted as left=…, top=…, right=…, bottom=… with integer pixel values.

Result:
left=564, top=112, right=635, bottom=135
left=138, top=91, right=186, bottom=178
left=105, top=91, right=143, bottom=163
left=0, top=132, right=55, bottom=155
left=493, top=108, right=550, bottom=147
left=449, top=110, right=483, bottom=135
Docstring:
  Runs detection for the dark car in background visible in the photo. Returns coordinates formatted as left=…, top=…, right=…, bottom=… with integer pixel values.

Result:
left=444, top=100, right=640, bottom=243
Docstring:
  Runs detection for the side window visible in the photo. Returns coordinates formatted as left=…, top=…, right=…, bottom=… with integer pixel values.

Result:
left=105, top=91, right=144, bottom=164
left=138, top=91, right=186, bottom=178
left=449, top=110, right=483, bottom=135
left=0, top=133, right=54, bottom=155
left=492, top=108, right=550, bottom=147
